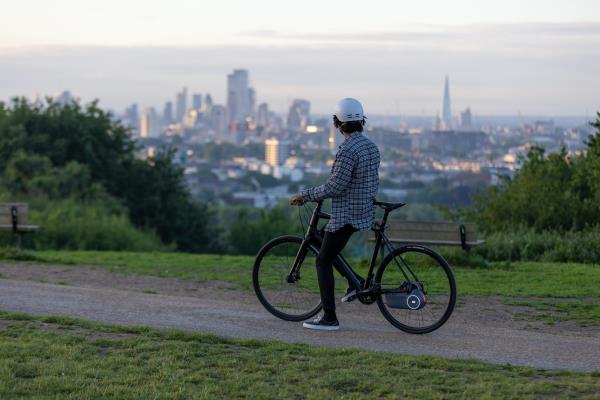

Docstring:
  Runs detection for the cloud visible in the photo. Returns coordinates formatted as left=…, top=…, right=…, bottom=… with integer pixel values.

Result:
left=1, top=23, right=599, bottom=116
left=240, top=22, right=600, bottom=52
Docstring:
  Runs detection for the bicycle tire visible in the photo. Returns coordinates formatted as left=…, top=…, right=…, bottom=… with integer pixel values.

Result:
left=375, top=244, right=456, bottom=334
left=253, top=235, right=322, bottom=321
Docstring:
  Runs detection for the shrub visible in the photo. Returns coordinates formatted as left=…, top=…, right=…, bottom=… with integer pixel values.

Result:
left=0, top=198, right=169, bottom=252
left=227, top=205, right=302, bottom=255
left=470, top=228, right=600, bottom=264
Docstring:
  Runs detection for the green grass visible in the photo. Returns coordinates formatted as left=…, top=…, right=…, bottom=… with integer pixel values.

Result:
left=503, top=300, right=600, bottom=327
left=3, top=250, right=599, bottom=299
left=2, top=249, right=255, bottom=287
left=1, top=310, right=599, bottom=399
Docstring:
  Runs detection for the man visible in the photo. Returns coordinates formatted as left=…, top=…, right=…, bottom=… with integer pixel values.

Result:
left=290, top=98, right=380, bottom=331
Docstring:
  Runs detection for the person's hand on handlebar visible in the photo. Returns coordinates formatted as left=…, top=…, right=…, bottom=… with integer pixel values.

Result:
left=289, top=193, right=305, bottom=206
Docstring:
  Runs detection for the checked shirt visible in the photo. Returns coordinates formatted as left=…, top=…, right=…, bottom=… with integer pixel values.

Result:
left=301, top=132, right=380, bottom=232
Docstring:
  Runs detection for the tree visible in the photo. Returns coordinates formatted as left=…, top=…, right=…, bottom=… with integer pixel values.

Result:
left=473, top=112, right=600, bottom=232
left=0, top=98, right=218, bottom=252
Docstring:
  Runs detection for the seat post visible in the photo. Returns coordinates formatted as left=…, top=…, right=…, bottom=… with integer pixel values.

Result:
left=381, top=209, right=391, bottom=230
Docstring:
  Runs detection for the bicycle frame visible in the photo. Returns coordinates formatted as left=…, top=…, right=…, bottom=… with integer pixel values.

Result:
left=288, top=200, right=422, bottom=294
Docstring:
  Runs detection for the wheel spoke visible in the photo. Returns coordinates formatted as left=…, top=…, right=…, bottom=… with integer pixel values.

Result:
left=376, top=247, right=456, bottom=333
left=254, top=238, right=322, bottom=320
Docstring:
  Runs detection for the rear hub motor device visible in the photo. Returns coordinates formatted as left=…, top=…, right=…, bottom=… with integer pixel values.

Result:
left=384, top=283, right=427, bottom=310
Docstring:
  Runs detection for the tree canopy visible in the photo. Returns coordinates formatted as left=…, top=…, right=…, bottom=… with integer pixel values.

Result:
left=473, top=113, right=600, bottom=232
left=0, top=97, right=217, bottom=252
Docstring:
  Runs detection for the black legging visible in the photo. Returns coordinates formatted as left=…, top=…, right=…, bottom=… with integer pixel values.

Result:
left=316, top=224, right=358, bottom=320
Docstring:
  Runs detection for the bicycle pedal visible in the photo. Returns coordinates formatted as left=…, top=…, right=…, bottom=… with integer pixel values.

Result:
left=341, top=292, right=358, bottom=303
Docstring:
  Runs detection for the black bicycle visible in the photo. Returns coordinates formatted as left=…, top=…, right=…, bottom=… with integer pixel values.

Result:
left=252, top=200, right=456, bottom=334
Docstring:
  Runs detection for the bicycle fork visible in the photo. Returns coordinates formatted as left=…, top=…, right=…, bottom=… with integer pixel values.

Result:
left=286, top=240, right=309, bottom=283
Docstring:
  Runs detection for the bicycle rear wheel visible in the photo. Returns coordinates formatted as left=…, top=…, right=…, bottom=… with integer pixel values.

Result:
left=375, top=245, right=456, bottom=334
left=253, top=235, right=322, bottom=321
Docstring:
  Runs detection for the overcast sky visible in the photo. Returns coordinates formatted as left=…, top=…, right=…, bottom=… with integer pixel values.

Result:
left=1, top=0, right=599, bottom=115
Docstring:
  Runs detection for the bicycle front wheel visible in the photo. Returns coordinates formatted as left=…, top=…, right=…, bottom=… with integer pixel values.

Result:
left=375, top=245, right=456, bottom=334
left=253, top=235, right=322, bottom=321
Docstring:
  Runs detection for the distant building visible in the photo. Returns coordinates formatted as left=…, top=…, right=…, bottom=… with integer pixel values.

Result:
left=123, top=103, right=139, bottom=131
left=257, top=103, right=269, bottom=128
left=162, top=101, right=174, bottom=125
left=54, top=90, right=74, bottom=105
left=211, top=105, right=227, bottom=135
left=534, top=120, right=555, bottom=135
left=287, top=99, right=310, bottom=130
left=175, top=87, right=187, bottom=122
left=192, top=93, right=202, bottom=111
left=442, top=75, right=452, bottom=130
left=432, top=113, right=443, bottom=131
left=248, top=88, right=256, bottom=118
left=460, top=107, right=472, bottom=129
left=329, top=126, right=341, bottom=153
left=430, top=130, right=488, bottom=154
left=369, top=128, right=412, bottom=152
left=227, top=69, right=253, bottom=124
left=184, top=109, right=200, bottom=128
left=140, top=107, right=160, bottom=138
left=203, top=93, right=213, bottom=113
left=265, top=138, right=290, bottom=166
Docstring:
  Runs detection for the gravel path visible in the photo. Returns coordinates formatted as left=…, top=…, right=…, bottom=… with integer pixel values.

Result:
left=1, top=277, right=599, bottom=372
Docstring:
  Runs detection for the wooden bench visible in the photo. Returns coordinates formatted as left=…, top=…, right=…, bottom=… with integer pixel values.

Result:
left=371, top=220, right=485, bottom=251
left=0, top=203, right=41, bottom=252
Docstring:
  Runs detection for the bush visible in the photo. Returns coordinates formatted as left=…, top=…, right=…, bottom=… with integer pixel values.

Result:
left=470, top=228, right=600, bottom=264
left=227, top=205, right=302, bottom=255
left=0, top=198, right=168, bottom=252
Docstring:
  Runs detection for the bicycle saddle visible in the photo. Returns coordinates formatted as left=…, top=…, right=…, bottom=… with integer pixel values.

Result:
left=373, top=200, right=406, bottom=211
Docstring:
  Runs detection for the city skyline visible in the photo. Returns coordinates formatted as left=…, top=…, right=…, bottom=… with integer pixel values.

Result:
left=1, top=1, right=599, bottom=115
left=1, top=39, right=598, bottom=116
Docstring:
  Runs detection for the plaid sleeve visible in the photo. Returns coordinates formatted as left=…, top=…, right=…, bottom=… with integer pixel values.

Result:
left=301, top=147, right=356, bottom=201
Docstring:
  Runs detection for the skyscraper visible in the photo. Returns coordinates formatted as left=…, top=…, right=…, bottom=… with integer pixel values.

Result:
left=460, top=107, right=472, bottom=129
left=265, top=138, right=290, bottom=166
left=248, top=87, right=256, bottom=118
left=210, top=105, right=227, bottom=135
left=140, top=107, right=159, bottom=138
left=287, top=99, right=311, bottom=131
left=442, top=75, right=452, bottom=130
left=192, top=93, right=202, bottom=111
left=227, top=69, right=252, bottom=124
left=203, top=93, right=213, bottom=113
left=257, top=103, right=269, bottom=128
left=175, top=87, right=187, bottom=123
left=124, top=103, right=139, bottom=131
left=162, top=101, right=174, bottom=125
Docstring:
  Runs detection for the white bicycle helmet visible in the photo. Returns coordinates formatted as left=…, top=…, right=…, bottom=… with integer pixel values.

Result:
left=334, top=98, right=364, bottom=122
